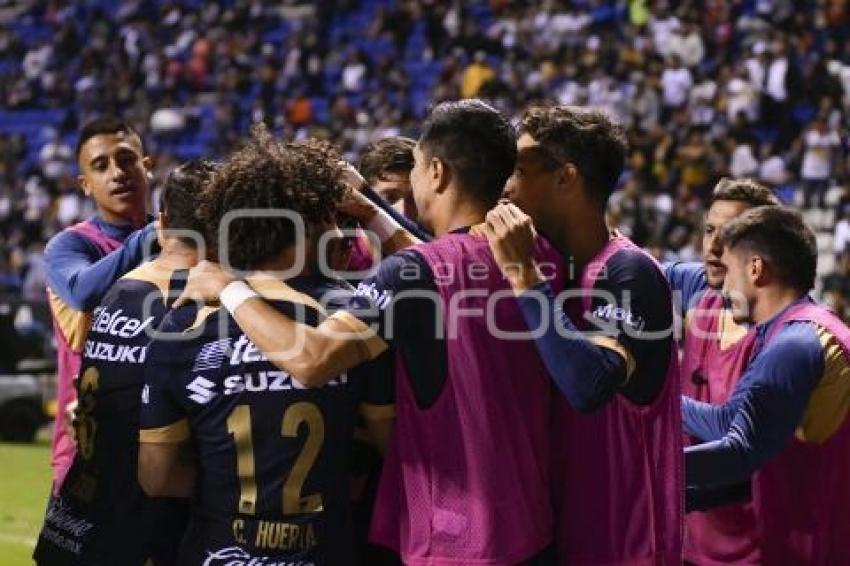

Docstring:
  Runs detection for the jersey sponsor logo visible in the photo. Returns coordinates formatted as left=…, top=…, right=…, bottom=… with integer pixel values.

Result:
left=39, top=495, right=95, bottom=555
left=90, top=306, right=155, bottom=339
left=590, top=303, right=646, bottom=332
left=230, top=335, right=267, bottom=365
left=223, top=371, right=347, bottom=395
left=84, top=340, right=147, bottom=364
left=202, top=546, right=313, bottom=566
left=187, top=376, right=217, bottom=404
left=194, top=338, right=232, bottom=372
left=354, top=281, right=392, bottom=309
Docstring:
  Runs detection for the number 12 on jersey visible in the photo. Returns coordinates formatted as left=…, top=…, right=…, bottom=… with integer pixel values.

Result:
left=226, top=402, right=325, bottom=516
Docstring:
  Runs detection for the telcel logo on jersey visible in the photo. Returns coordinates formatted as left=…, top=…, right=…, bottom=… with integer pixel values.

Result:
left=202, top=546, right=314, bottom=566
left=90, top=306, right=155, bottom=338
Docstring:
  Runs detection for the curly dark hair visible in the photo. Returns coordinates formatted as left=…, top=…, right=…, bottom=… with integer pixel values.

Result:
left=200, top=125, right=346, bottom=270
left=159, top=159, right=215, bottom=248
left=720, top=205, right=817, bottom=293
left=519, top=105, right=627, bottom=205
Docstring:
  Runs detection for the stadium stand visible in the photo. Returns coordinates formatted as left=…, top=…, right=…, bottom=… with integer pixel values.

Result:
left=0, top=0, right=848, bottom=320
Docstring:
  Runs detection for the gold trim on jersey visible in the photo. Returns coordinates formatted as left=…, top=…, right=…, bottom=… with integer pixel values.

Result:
left=590, top=335, right=637, bottom=382
left=326, top=310, right=388, bottom=360
left=121, top=259, right=177, bottom=301
left=796, top=326, right=850, bottom=444
left=139, top=418, right=190, bottom=443
left=47, top=287, right=92, bottom=352
left=359, top=402, right=396, bottom=421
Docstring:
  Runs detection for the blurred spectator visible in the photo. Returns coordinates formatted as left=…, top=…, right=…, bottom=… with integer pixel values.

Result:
left=801, top=115, right=843, bottom=208
left=461, top=51, right=495, bottom=99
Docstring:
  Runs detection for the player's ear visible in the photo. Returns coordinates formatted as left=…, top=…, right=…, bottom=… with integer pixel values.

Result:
left=432, top=157, right=450, bottom=194
left=751, top=255, right=765, bottom=285
left=142, top=156, right=154, bottom=176
left=79, top=174, right=90, bottom=197
left=557, top=163, right=579, bottom=193
left=156, top=211, right=168, bottom=248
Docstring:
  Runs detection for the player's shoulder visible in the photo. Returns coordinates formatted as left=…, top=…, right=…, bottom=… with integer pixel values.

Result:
left=45, top=223, right=98, bottom=257
left=603, top=246, right=667, bottom=288
left=759, top=320, right=823, bottom=368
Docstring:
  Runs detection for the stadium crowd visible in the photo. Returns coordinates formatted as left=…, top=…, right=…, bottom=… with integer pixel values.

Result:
left=2, top=0, right=850, bottom=318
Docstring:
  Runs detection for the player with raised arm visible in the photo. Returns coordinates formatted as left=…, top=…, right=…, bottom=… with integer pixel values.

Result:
left=45, top=117, right=160, bottom=488
left=138, top=130, right=394, bottom=565
left=683, top=206, right=850, bottom=564
left=34, top=160, right=212, bottom=565
left=483, top=105, right=682, bottom=565
left=174, top=100, right=563, bottom=564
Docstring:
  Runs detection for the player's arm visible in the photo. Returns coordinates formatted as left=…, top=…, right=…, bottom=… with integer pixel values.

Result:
left=138, top=337, right=197, bottom=498
left=662, top=261, right=707, bottom=321
left=173, top=261, right=390, bottom=387
left=352, top=350, right=396, bottom=454
left=684, top=323, right=824, bottom=489
left=338, top=163, right=426, bottom=254
left=45, top=222, right=158, bottom=311
left=138, top=442, right=196, bottom=498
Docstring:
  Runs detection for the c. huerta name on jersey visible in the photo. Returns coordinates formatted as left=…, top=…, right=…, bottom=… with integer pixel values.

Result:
left=91, top=306, right=155, bottom=338
left=84, top=340, right=147, bottom=364
left=232, top=518, right=317, bottom=553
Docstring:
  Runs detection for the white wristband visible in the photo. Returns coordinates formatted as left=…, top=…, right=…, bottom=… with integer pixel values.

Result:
left=364, top=208, right=402, bottom=243
left=220, top=281, right=259, bottom=314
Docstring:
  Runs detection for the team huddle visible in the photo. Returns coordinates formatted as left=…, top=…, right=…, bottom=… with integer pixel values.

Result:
left=32, top=101, right=850, bottom=566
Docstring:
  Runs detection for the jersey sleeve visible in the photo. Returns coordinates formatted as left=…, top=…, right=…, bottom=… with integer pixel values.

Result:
left=139, top=312, right=195, bottom=444
left=663, top=261, right=707, bottom=319
left=587, top=249, right=675, bottom=404
left=45, top=223, right=157, bottom=311
left=684, top=321, right=825, bottom=489
left=351, top=349, right=395, bottom=422
left=328, top=249, right=447, bottom=410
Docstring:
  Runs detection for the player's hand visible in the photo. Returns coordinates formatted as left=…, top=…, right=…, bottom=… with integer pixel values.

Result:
left=337, top=162, right=379, bottom=222
left=483, top=202, right=544, bottom=293
left=172, top=260, right=235, bottom=308
left=65, top=399, right=78, bottom=446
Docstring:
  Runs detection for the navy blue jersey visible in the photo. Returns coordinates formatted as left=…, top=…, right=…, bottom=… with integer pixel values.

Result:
left=34, top=260, right=189, bottom=566
left=140, top=274, right=393, bottom=565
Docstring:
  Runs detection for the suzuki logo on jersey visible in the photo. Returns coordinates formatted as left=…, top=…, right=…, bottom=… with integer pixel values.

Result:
left=591, top=303, right=646, bottom=332
left=223, top=370, right=347, bottom=395
left=187, top=376, right=217, bottom=404
left=90, top=306, right=155, bottom=338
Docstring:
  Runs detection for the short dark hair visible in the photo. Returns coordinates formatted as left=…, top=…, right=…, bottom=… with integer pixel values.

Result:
left=359, top=136, right=416, bottom=184
left=200, top=125, right=346, bottom=270
left=419, top=99, right=516, bottom=207
left=159, top=160, right=215, bottom=248
left=75, top=116, right=142, bottom=159
left=709, top=178, right=780, bottom=207
left=519, top=105, right=627, bottom=205
left=720, top=205, right=817, bottom=292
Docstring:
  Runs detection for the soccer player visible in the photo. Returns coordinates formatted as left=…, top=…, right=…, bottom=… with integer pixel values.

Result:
left=683, top=205, right=850, bottom=563
left=45, top=116, right=159, bottom=488
left=484, top=105, right=682, bottom=565
left=175, top=100, right=562, bottom=563
left=358, top=136, right=418, bottom=222
left=138, top=132, right=394, bottom=564
left=663, top=179, right=780, bottom=562
left=34, top=160, right=212, bottom=565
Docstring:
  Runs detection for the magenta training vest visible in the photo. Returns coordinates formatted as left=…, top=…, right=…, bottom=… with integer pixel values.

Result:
left=552, top=235, right=684, bottom=565
left=49, top=220, right=122, bottom=489
left=370, top=231, right=564, bottom=565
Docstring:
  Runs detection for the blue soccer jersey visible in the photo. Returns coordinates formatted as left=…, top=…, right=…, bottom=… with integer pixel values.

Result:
left=34, top=260, right=189, bottom=566
left=140, top=274, right=393, bottom=565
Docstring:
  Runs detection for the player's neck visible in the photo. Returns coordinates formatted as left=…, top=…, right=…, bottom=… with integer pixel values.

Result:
left=253, top=247, right=310, bottom=277
left=752, top=286, right=805, bottom=325
left=154, top=239, right=198, bottom=270
left=431, top=198, right=487, bottom=237
left=98, top=208, right=146, bottom=230
left=548, top=204, right=609, bottom=268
